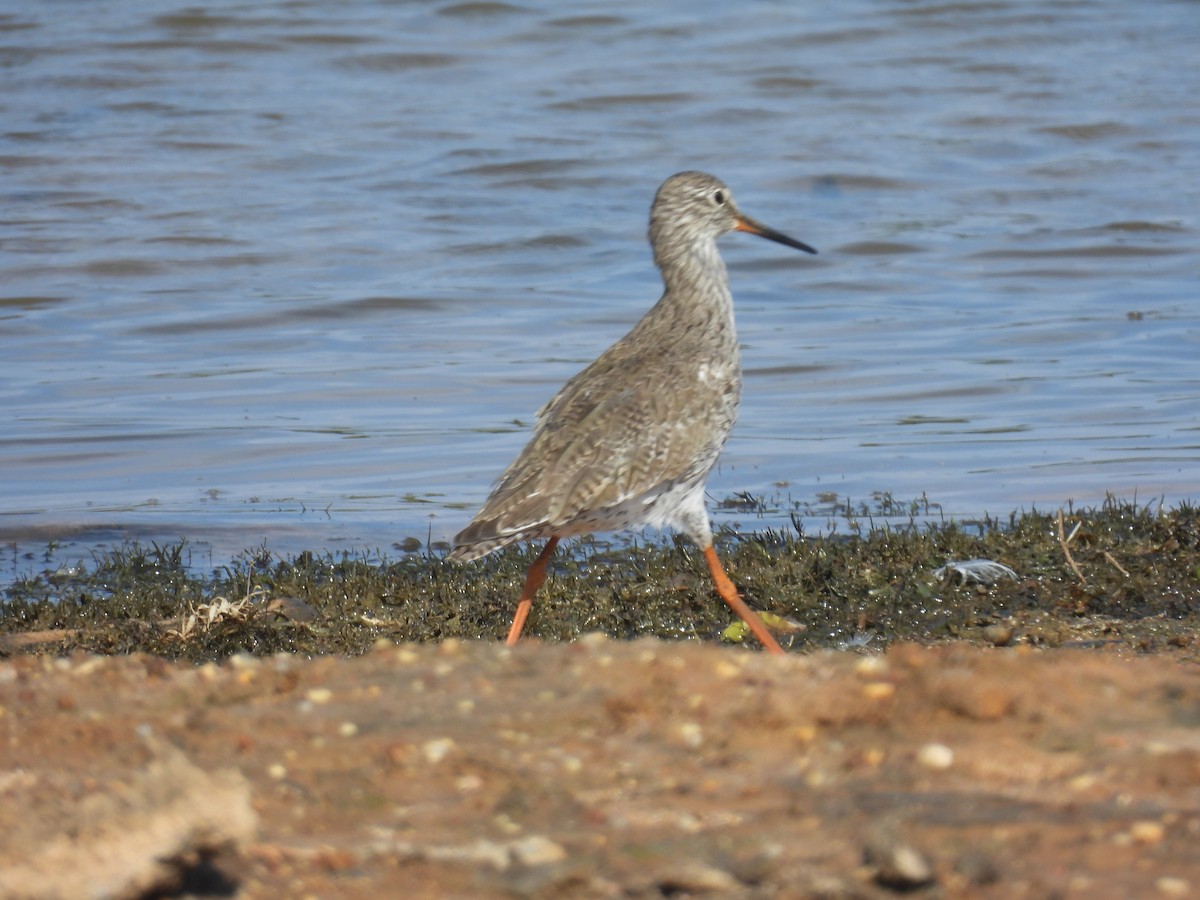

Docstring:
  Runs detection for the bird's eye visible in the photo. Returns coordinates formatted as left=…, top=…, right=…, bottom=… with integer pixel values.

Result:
left=712, top=190, right=726, bottom=205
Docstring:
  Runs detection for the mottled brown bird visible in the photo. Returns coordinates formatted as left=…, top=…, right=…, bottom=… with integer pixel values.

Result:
left=449, top=171, right=816, bottom=654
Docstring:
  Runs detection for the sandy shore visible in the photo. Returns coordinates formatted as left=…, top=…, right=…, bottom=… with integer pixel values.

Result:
left=2, top=637, right=1198, bottom=898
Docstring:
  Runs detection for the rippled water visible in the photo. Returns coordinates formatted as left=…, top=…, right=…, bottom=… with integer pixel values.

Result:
left=2, top=0, right=1198, bottom=579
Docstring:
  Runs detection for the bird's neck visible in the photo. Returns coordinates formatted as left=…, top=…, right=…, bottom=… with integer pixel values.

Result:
left=657, top=236, right=729, bottom=300
left=656, top=239, right=735, bottom=326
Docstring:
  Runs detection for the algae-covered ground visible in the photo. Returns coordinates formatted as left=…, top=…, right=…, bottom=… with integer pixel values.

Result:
left=3, top=499, right=1200, bottom=898
left=3, top=497, right=1198, bottom=661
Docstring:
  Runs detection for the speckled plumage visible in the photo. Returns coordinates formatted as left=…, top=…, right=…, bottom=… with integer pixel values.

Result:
left=449, top=172, right=815, bottom=652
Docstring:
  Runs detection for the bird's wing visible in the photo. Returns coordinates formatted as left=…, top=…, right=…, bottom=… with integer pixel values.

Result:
left=461, top=345, right=734, bottom=543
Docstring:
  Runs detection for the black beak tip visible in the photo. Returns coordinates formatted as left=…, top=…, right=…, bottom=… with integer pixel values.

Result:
left=769, top=232, right=818, bottom=255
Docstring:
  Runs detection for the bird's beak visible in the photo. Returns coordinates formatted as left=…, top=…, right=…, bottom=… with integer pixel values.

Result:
left=735, top=214, right=817, bottom=254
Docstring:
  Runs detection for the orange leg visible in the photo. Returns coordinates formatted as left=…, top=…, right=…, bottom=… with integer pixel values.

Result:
left=702, top=544, right=785, bottom=655
left=505, top=536, right=560, bottom=646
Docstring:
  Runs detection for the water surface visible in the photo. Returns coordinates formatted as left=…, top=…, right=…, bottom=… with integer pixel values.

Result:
left=2, top=0, right=1197, bottom=579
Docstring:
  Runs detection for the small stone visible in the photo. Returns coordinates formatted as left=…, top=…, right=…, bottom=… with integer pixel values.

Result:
left=855, top=655, right=888, bottom=676
left=492, top=813, right=522, bottom=835
left=1130, top=820, right=1165, bottom=844
left=266, top=596, right=319, bottom=622
left=424, top=838, right=510, bottom=870
left=338, top=722, right=358, bottom=737
left=1157, top=876, right=1190, bottom=896
left=71, top=657, right=107, bottom=677
left=509, top=835, right=567, bottom=867
left=982, top=624, right=1014, bottom=646
left=456, top=774, right=483, bottom=793
left=655, top=862, right=741, bottom=893
left=679, top=722, right=704, bottom=749
left=860, top=747, right=885, bottom=768
left=792, top=725, right=818, bottom=745
left=714, top=659, right=744, bottom=679
left=917, top=742, right=954, bottom=770
left=1069, top=773, right=1098, bottom=791
left=862, top=681, right=895, bottom=700
left=865, top=832, right=934, bottom=890
left=422, top=737, right=456, bottom=764
left=306, top=687, right=333, bottom=704
left=727, top=844, right=784, bottom=885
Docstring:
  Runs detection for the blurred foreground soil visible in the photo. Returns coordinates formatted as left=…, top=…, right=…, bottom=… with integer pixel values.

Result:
left=2, top=637, right=1198, bottom=898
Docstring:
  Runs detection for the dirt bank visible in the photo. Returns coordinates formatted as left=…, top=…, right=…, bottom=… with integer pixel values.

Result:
left=2, top=638, right=1198, bottom=898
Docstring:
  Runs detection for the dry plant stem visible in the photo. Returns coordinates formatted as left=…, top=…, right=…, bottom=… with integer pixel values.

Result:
left=1104, top=550, right=1130, bottom=577
left=1058, top=509, right=1086, bottom=585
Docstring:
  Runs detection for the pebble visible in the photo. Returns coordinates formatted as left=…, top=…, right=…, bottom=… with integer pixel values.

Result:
left=1129, top=820, right=1165, bottom=844
left=656, top=862, right=741, bottom=893
left=422, top=737, right=456, bottom=764
left=509, top=835, right=567, bottom=868
left=1157, top=876, right=1191, bottom=897
left=983, top=624, right=1014, bottom=646
left=1069, top=773, right=1099, bottom=791
left=862, top=681, right=895, bottom=700
left=855, top=656, right=888, bottom=677
left=678, top=722, right=704, bottom=749
left=792, top=725, right=817, bottom=745
left=70, top=657, right=107, bottom=677
left=455, top=774, right=483, bottom=793
left=713, top=659, right=744, bottom=679
left=865, top=832, right=934, bottom=889
left=917, top=742, right=954, bottom=770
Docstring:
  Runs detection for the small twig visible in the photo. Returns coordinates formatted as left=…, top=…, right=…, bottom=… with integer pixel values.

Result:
left=1104, top=550, right=1130, bottom=577
left=1057, top=509, right=1086, bottom=585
